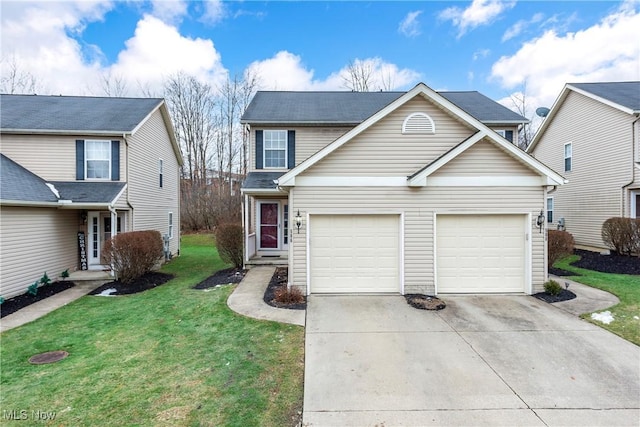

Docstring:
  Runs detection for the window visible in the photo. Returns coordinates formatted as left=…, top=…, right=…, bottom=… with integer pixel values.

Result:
left=495, top=129, right=514, bottom=143
left=168, top=212, right=173, bottom=239
left=85, top=140, right=111, bottom=179
left=264, top=130, right=287, bottom=168
left=547, top=197, right=554, bottom=223
left=564, top=143, right=572, bottom=172
left=159, top=159, right=164, bottom=188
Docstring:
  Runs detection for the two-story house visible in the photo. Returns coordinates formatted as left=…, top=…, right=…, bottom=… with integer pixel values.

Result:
left=0, top=94, right=183, bottom=299
left=528, top=82, right=640, bottom=251
left=241, top=83, right=565, bottom=296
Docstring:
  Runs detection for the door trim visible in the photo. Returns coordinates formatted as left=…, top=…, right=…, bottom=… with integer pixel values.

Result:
left=257, top=201, right=280, bottom=251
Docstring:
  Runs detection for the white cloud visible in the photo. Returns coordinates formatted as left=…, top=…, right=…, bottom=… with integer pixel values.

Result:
left=473, top=48, right=491, bottom=60
left=491, top=3, right=640, bottom=111
left=200, top=0, right=226, bottom=25
left=150, top=0, right=188, bottom=25
left=439, top=0, right=516, bottom=38
left=398, top=10, right=423, bottom=38
left=246, top=51, right=420, bottom=91
left=502, top=12, right=544, bottom=42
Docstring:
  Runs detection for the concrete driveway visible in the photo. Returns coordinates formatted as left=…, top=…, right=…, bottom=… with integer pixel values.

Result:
left=303, top=295, right=640, bottom=426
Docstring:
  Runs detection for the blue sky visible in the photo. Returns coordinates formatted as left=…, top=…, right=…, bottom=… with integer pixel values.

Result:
left=1, top=1, right=639, bottom=118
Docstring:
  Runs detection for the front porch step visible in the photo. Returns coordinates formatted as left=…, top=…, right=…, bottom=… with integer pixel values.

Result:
left=245, top=257, right=288, bottom=268
left=67, top=270, right=114, bottom=289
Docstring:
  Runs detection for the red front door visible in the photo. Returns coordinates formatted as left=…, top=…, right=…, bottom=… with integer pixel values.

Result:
left=259, top=202, right=279, bottom=249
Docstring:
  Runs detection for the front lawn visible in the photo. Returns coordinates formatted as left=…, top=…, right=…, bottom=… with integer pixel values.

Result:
left=555, top=255, right=640, bottom=346
left=0, top=234, right=305, bottom=426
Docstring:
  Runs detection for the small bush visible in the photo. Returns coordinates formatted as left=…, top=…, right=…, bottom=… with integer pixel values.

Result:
left=548, top=230, right=575, bottom=266
left=40, top=272, right=51, bottom=286
left=103, top=230, right=164, bottom=283
left=601, top=217, right=640, bottom=255
left=274, top=285, right=305, bottom=304
left=215, top=223, right=243, bottom=269
left=544, top=280, right=563, bottom=296
left=61, top=269, right=70, bottom=279
left=27, top=281, right=39, bottom=296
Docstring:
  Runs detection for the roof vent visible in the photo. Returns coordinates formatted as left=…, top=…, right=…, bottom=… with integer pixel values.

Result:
left=402, top=112, right=435, bottom=134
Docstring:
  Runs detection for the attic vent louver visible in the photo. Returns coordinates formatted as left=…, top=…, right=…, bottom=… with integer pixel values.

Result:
left=402, top=112, right=435, bottom=134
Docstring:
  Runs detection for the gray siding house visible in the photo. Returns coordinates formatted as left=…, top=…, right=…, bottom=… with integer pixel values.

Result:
left=241, top=83, right=565, bottom=296
left=528, top=82, right=640, bottom=251
left=1, top=94, right=183, bottom=299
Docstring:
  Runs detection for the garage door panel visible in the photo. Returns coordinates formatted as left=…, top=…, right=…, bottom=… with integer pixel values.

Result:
left=437, top=215, right=525, bottom=294
left=310, top=214, right=400, bottom=293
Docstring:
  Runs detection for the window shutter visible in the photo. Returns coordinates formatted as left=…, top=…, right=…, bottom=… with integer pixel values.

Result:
left=111, top=141, right=120, bottom=181
left=76, top=140, right=85, bottom=180
left=505, top=130, right=514, bottom=143
left=256, top=130, right=263, bottom=169
left=287, top=130, right=295, bottom=168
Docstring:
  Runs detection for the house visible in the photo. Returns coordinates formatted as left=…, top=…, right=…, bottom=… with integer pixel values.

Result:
left=0, top=94, right=183, bottom=299
left=240, top=83, right=565, bottom=296
left=527, top=82, right=640, bottom=251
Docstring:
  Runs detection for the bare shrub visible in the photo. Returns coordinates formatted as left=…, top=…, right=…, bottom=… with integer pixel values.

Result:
left=215, top=223, right=243, bottom=268
left=274, top=285, right=305, bottom=304
left=103, top=230, right=164, bottom=283
left=601, top=217, right=640, bottom=255
left=548, top=230, right=575, bottom=266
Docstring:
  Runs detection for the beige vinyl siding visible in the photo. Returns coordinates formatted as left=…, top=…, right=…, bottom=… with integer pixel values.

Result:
left=488, top=125, right=520, bottom=145
left=433, top=139, right=539, bottom=177
left=0, top=134, right=125, bottom=182
left=531, top=91, right=633, bottom=249
left=291, top=186, right=545, bottom=295
left=127, top=109, right=181, bottom=255
left=304, top=96, right=474, bottom=176
left=248, top=126, right=351, bottom=172
left=0, top=207, right=79, bottom=299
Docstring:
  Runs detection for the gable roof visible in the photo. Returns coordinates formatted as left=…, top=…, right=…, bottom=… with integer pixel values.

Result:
left=528, top=81, right=640, bottom=152
left=277, top=83, right=564, bottom=188
left=1, top=154, right=58, bottom=204
left=241, top=89, right=527, bottom=125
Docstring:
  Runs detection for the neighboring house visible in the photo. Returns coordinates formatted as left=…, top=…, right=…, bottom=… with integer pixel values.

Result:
left=241, top=83, right=565, bottom=296
left=528, top=82, right=640, bottom=251
left=0, top=94, right=183, bottom=299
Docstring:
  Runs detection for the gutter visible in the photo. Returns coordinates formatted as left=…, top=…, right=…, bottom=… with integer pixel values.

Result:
left=621, top=113, right=640, bottom=215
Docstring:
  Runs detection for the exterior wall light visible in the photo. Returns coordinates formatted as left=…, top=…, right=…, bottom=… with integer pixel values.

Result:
left=536, top=210, right=545, bottom=233
left=295, top=210, right=302, bottom=233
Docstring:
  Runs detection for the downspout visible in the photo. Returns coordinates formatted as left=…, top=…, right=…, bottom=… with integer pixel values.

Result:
left=123, top=133, right=133, bottom=231
left=621, top=114, right=640, bottom=216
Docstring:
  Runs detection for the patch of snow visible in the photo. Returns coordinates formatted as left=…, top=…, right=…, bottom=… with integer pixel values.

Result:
left=591, top=311, right=615, bottom=325
left=96, top=288, right=117, bottom=297
left=45, top=182, right=60, bottom=198
left=634, top=316, right=639, bottom=320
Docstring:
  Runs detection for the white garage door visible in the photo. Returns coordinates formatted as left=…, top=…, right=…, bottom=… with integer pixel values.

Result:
left=310, top=214, right=400, bottom=293
left=436, top=214, right=526, bottom=293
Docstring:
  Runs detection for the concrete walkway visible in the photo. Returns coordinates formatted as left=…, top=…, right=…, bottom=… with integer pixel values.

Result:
left=227, top=266, right=305, bottom=327
left=549, top=275, right=620, bottom=315
left=0, top=283, right=98, bottom=333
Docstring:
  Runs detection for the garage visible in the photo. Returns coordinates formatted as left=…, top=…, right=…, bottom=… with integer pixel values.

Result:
left=436, top=214, right=526, bottom=293
left=309, top=214, right=400, bottom=293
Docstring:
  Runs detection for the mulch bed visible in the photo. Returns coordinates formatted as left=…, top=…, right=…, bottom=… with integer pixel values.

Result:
left=549, top=267, right=580, bottom=277
left=572, top=249, right=640, bottom=275
left=193, top=267, right=246, bottom=289
left=89, top=272, right=175, bottom=296
left=1, top=281, right=75, bottom=318
left=533, top=289, right=577, bottom=303
left=263, top=267, right=306, bottom=310
left=405, top=294, right=446, bottom=310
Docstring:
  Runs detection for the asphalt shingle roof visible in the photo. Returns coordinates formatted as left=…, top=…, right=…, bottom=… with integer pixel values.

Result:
left=51, top=181, right=126, bottom=204
left=241, top=90, right=527, bottom=124
left=0, top=94, right=163, bottom=133
left=242, top=172, right=285, bottom=190
left=1, top=154, right=58, bottom=203
left=570, top=82, right=640, bottom=112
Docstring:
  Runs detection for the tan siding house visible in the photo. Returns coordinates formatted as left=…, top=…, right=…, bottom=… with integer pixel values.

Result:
left=0, top=95, right=182, bottom=299
left=242, top=83, right=564, bottom=296
left=528, top=82, right=640, bottom=251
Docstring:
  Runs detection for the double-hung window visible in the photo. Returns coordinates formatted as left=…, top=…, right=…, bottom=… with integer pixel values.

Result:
left=85, top=140, right=111, bottom=179
left=264, top=130, right=287, bottom=168
left=564, top=143, right=572, bottom=172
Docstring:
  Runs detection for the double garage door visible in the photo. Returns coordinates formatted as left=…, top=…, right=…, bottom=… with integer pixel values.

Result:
left=308, top=214, right=526, bottom=294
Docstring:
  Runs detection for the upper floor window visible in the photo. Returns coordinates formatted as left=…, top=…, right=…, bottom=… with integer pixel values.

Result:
left=264, top=130, right=287, bottom=168
left=402, top=112, right=435, bottom=134
left=495, top=129, right=514, bottom=143
left=86, top=140, right=111, bottom=180
left=564, top=142, right=572, bottom=172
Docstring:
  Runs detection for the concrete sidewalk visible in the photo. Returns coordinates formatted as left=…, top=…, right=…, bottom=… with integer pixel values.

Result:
left=227, top=266, right=305, bottom=327
left=549, top=275, right=620, bottom=315
left=1, top=283, right=98, bottom=333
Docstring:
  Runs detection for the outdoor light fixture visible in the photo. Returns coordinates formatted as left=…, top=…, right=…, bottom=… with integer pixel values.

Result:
left=295, top=210, right=302, bottom=233
left=536, top=210, right=545, bottom=233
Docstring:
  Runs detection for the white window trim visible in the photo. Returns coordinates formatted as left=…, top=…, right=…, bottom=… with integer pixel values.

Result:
left=263, top=130, right=288, bottom=169
left=631, top=191, right=640, bottom=218
left=546, top=196, right=554, bottom=224
left=85, top=140, right=111, bottom=180
left=564, top=142, right=572, bottom=172
left=168, top=212, right=174, bottom=239
left=402, top=112, right=435, bottom=134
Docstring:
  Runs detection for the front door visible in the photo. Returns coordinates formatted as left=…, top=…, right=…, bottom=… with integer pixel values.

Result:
left=258, top=202, right=279, bottom=250
left=88, top=211, right=124, bottom=269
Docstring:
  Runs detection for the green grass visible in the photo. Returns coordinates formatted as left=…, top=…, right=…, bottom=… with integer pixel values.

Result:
left=555, top=255, right=640, bottom=346
left=0, top=234, right=304, bottom=426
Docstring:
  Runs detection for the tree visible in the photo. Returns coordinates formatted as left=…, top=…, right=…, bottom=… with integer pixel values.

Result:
left=99, top=71, right=129, bottom=97
left=341, top=59, right=396, bottom=92
left=508, top=80, right=540, bottom=150
left=0, top=55, right=42, bottom=94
